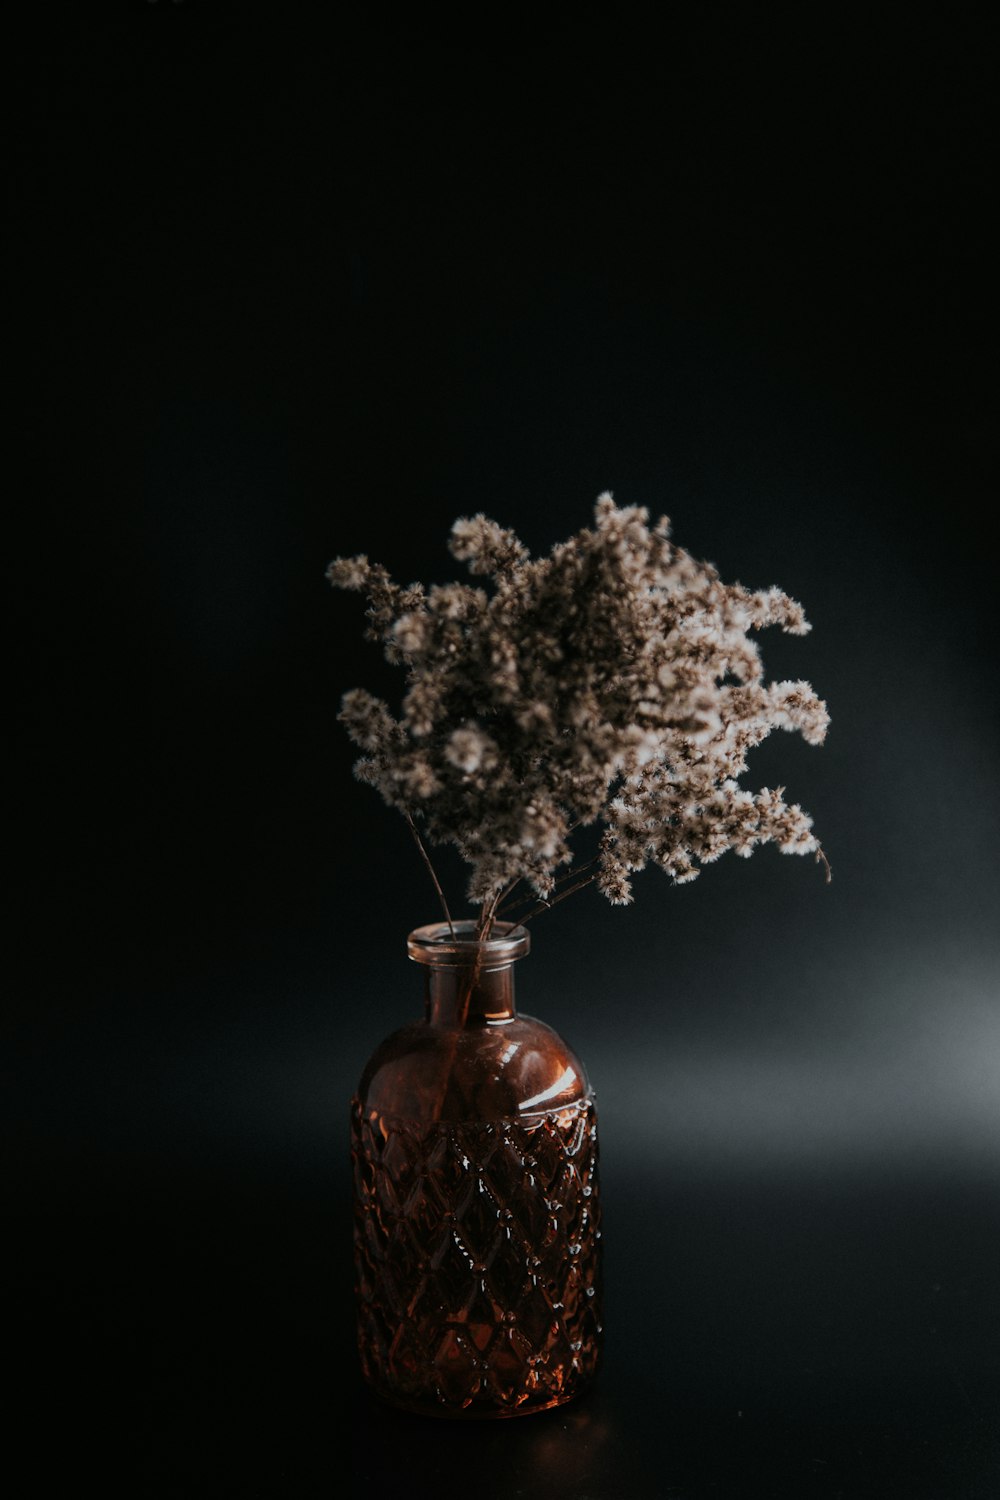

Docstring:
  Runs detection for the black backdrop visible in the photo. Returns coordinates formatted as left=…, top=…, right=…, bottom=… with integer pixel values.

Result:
left=14, top=10, right=999, bottom=1496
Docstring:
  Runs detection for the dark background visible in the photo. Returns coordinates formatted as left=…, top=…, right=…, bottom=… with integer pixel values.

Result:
left=13, top=8, right=998, bottom=1495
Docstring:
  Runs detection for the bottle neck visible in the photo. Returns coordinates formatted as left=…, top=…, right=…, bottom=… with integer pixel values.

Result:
left=409, top=919, right=529, bottom=1027
left=424, top=964, right=518, bottom=1025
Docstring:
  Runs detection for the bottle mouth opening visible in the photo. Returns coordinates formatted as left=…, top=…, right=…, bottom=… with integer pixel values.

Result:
left=407, top=919, right=530, bottom=969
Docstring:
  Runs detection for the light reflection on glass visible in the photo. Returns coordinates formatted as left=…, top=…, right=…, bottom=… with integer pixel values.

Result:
left=519, top=1065, right=578, bottom=1112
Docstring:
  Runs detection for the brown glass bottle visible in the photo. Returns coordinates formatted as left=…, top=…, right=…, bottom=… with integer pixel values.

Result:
left=351, top=920, right=603, bottom=1418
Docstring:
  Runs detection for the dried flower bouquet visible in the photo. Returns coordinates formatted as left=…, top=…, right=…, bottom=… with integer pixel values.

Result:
left=328, top=495, right=829, bottom=940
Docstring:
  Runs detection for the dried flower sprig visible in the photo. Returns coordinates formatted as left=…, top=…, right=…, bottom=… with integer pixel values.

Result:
left=328, top=495, right=829, bottom=936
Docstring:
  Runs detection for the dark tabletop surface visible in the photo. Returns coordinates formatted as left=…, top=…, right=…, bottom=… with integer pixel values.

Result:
left=20, top=1148, right=997, bottom=1496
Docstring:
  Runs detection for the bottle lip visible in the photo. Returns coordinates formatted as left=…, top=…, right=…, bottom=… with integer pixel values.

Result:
left=407, top=919, right=531, bottom=969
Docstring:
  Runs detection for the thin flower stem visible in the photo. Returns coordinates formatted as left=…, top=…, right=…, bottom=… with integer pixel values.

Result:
left=494, top=876, right=522, bottom=914
left=476, top=876, right=524, bottom=930
left=403, top=811, right=456, bottom=938
left=497, top=857, right=600, bottom=918
left=477, top=883, right=510, bottom=940
left=516, top=872, right=598, bottom=926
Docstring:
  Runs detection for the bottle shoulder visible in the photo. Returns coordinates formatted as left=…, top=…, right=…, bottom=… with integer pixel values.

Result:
left=357, top=1012, right=591, bottom=1123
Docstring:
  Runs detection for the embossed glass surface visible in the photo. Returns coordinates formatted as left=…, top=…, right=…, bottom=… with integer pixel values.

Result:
left=351, top=921, right=603, bottom=1418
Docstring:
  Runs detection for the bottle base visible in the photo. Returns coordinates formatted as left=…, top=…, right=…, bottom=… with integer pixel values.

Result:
left=362, top=1373, right=597, bottom=1421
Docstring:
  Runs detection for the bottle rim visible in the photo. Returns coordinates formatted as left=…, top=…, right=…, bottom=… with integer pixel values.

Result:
left=407, top=919, right=530, bottom=969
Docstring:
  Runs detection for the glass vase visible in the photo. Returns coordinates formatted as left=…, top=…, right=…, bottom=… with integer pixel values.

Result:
left=350, top=919, right=603, bottom=1419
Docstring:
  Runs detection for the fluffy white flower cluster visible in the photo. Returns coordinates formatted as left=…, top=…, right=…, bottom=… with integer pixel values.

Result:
left=328, top=495, right=829, bottom=929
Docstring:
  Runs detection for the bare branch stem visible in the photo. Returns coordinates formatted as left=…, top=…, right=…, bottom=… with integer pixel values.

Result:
left=403, top=811, right=455, bottom=937
left=497, top=857, right=600, bottom=918
left=516, top=872, right=598, bottom=926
